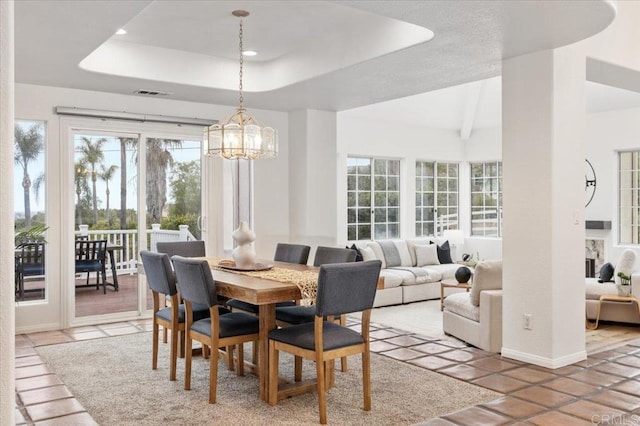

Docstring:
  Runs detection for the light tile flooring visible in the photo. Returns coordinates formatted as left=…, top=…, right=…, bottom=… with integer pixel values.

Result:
left=14, top=312, right=640, bottom=425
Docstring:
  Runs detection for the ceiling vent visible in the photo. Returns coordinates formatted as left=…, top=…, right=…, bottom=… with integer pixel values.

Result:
left=133, top=89, right=172, bottom=97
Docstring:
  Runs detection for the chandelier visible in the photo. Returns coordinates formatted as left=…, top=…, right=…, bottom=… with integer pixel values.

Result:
left=205, top=10, right=278, bottom=160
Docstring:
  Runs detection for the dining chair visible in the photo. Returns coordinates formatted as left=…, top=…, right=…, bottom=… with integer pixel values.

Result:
left=75, top=239, right=108, bottom=293
left=275, top=246, right=357, bottom=378
left=268, top=260, right=382, bottom=424
left=140, top=251, right=211, bottom=380
left=15, top=242, right=45, bottom=301
left=172, top=255, right=260, bottom=404
left=156, top=240, right=205, bottom=258
left=226, top=242, right=311, bottom=315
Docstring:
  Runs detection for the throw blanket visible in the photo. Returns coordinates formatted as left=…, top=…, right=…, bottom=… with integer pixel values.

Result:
left=390, top=267, right=432, bottom=284
left=204, top=257, right=318, bottom=305
left=378, top=240, right=402, bottom=267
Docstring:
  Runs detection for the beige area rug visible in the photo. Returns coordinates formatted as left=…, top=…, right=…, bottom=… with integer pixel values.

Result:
left=37, top=332, right=499, bottom=425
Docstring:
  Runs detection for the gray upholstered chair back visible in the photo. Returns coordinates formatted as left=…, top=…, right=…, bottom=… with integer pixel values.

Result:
left=157, top=240, right=205, bottom=258
left=315, top=260, right=382, bottom=317
left=274, top=243, right=311, bottom=265
left=172, top=256, right=217, bottom=308
left=313, top=246, right=357, bottom=266
left=140, top=250, right=177, bottom=296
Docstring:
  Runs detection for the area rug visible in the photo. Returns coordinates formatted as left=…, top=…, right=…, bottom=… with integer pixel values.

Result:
left=37, top=332, right=499, bottom=425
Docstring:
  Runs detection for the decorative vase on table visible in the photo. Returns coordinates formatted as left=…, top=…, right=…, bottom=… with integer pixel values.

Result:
left=232, top=221, right=256, bottom=268
left=455, top=266, right=472, bottom=284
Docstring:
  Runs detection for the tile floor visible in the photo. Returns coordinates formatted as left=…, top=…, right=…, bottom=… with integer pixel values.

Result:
left=14, top=318, right=640, bottom=425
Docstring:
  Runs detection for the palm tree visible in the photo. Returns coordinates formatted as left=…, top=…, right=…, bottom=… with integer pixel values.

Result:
left=145, top=138, right=182, bottom=223
left=118, top=137, right=137, bottom=230
left=78, top=136, right=107, bottom=225
left=14, top=123, right=44, bottom=227
left=74, top=161, right=90, bottom=225
left=99, top=164, right=118, bottom=226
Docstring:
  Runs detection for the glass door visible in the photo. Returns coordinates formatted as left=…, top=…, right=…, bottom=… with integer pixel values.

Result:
left=73, top=131, right=140, bottom=318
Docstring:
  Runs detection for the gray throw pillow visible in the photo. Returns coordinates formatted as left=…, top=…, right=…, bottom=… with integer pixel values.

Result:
left=598, top=262, right=614, bottom=283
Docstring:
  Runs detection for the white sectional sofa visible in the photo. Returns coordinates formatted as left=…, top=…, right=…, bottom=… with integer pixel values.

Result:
left=356, top=238, right=470, bottom=307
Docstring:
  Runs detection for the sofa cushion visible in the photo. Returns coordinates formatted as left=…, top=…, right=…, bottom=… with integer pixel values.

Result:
left=374, top=240, right=413, bottom=267
left=367, top=242, right=387, bottom=269
left=436, top=240, right=453, bottom=264
left=415, top=244, right=439, bottom=266
left=360, top=246, right=377, bottom=263
left=406, top=238, right=435, bottom=266
left=443, top=292, right=479, bottom=322
left=388, top=267, right=440, bottom=285
left=614, top=249, right=636, bottom=285
left=422, top=263, right=461, bottom=281
left=378, top=270, right=404, bottom=289
left=470, top=260, right=502, bottom=307
left=598, top=262, right=614, bottom=283
left=586, top=279, right=628, bottom=299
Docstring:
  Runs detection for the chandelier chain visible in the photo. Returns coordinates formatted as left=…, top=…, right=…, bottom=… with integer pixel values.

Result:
left=238, top=18, right=244, bottom=109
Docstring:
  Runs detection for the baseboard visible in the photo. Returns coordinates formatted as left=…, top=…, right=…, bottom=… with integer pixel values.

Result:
left=501, top=347, right=587, bottom=369
left=16, top=321, right=61, bottom=335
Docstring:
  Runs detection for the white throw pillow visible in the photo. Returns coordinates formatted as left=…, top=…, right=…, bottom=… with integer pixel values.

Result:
left=360, top=246, right=377, bottom=263
left=614, top=249, right=637, bottom=285
left=415, top=244, right=440, bottom=267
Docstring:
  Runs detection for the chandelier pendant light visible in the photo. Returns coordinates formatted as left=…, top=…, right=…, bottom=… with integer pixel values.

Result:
left=205, top=10, right=278, bottom=160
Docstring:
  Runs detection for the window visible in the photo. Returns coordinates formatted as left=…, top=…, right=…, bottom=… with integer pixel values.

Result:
left=619, top=151, right=640, bottom=244
left=14, top=120, right=47, bottom=302
left=347, top=157, right=400, bottom=241
left=415, top=161, right=459, bottom=236
left=470, top=161, right=502, bottom=237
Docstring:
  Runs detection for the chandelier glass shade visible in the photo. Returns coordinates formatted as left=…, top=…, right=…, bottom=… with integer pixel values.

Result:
left=205, top=10, right=278, bottom=160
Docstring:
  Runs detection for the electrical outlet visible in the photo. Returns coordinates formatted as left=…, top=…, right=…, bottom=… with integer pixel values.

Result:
left=524, top=314, right=533, bottom=330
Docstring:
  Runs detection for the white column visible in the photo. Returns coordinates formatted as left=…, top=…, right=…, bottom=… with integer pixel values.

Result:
left=288, top=109, right=338, bottom=249
left=0, top=1, right=15, bottom=423
left=501, top=44, right=586, bottom=368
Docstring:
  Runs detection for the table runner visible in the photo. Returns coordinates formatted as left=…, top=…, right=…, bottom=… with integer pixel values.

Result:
left=204, top=257, right=317, bottom=304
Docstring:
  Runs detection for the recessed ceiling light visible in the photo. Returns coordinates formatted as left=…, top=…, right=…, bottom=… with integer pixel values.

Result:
left=242, top=50, right=257, bottom=57
left=116, top=28, right=127, bottom=35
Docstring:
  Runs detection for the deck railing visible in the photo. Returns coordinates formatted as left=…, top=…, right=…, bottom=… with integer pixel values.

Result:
left=75, top=224, right=197, bottom=275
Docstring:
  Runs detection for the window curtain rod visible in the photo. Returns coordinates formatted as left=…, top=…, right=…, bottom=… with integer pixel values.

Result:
left=55, top=106, right=217, bottom=127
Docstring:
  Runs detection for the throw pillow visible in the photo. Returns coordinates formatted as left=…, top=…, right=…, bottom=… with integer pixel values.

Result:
left=614, top=249, right=637, bottom=285
left=598, top=262, right=614, bottom=283
left=470, top=260, right=502, bottom=307
left=346, top=244, right=364, bottom=262
left=436, top=240, right=453, bottom=264
left=360, top=246, right=377, bottom=263
left=415, top=244, right=440, bottom=267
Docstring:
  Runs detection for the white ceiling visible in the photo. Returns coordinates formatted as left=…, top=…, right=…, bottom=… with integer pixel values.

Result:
left=15, top=0, right=616, bottom=113
left=340, top=78, right=640, bottom=131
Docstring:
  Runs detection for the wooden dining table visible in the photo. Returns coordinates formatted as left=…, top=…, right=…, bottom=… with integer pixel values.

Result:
left=208, top=260, right=313, bottom=402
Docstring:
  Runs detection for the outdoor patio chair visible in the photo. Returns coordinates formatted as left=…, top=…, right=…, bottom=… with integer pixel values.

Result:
left=15, top=242, right=45, bottom=301
left=74, top=239, right=108, bottom=294
left=268, top=260, right=382, bottom=424
left=172, top=255, right=260, bottom=404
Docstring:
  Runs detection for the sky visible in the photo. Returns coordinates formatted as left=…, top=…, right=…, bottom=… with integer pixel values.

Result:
left=14, top=120, right=202, bottom=217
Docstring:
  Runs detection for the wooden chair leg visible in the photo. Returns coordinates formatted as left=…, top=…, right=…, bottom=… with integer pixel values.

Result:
left=252, top=341, right=258, bottom=365
left=162, top=327, right=168, bottom=344
left=363, top=349, right=371, bottom=411
left=237, top=343, right=245, bottom=376
left=268, top=340, right=279, bottom=406
left=294, top=356, right=303, bottom=382
left=226, top=345, right=234, bottom=371
left=316, top=354, right=327, bottom=424
left=179, top=330, right=185, bottom=358
left=152, top=320, right=159, bottom=370
left=209, top=344, right=218, bottom=404
left=184, top=332, right=193, bottom=390
left=340, top=315, right=347, bottom=372
left=169, top=324, right=178, bottom=381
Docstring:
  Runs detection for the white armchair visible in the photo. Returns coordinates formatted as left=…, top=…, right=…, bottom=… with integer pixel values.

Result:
left=442, top=260, right=503, bottom=352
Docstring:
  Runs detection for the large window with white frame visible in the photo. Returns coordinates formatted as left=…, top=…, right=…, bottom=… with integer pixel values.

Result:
left=347, top=157, right=400, bottom=241
left=470, top=161, right=502, bottom=237
left=415, top=161, right=459, bottom=237
left=619, top=151, right=640, bottom=244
